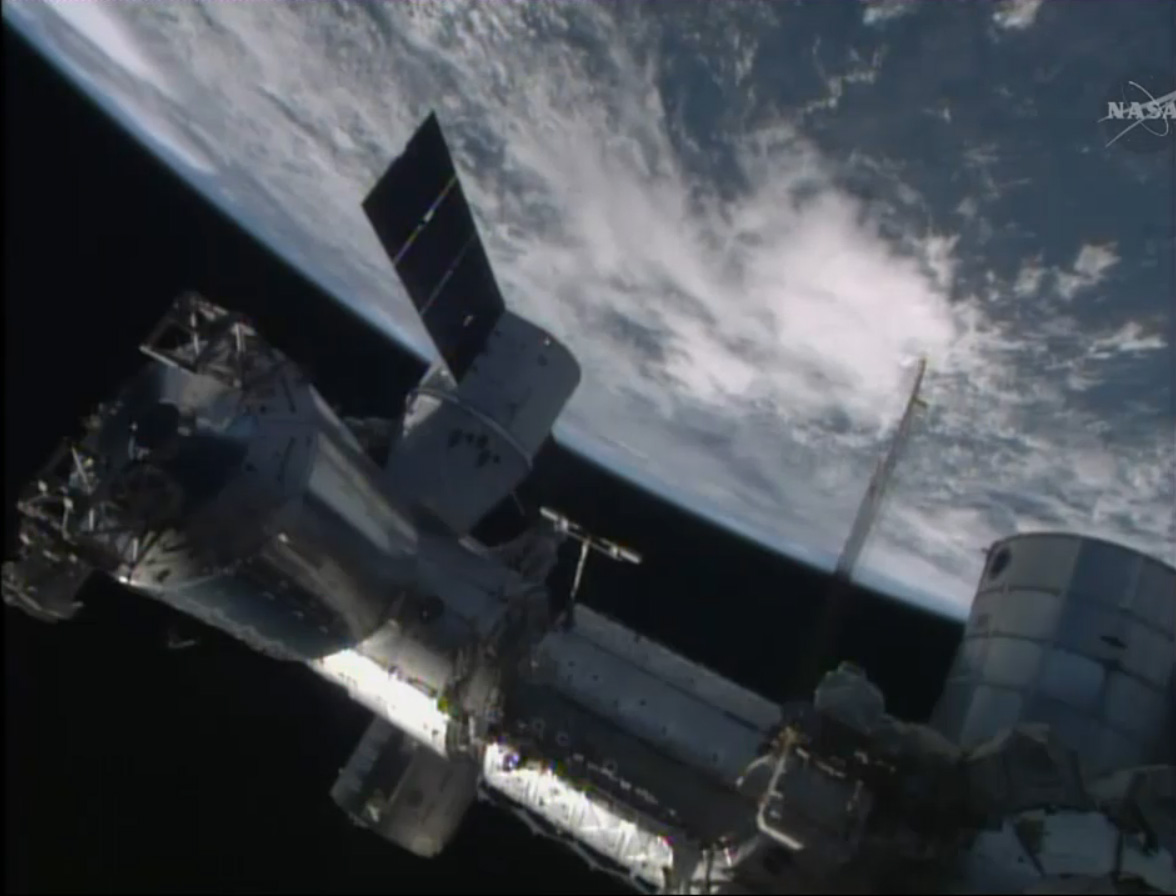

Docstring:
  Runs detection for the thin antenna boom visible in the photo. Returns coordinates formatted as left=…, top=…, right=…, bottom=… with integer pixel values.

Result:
left=834, top=357, right=928, bottom=580
left=793, top=357, right=929, bottom=696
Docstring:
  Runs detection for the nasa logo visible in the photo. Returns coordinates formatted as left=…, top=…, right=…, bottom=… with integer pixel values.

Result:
left=1098, top=68, right=1176, bottom=153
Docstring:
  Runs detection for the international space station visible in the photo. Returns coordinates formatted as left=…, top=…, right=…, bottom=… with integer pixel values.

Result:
left=4, top=113, right=1172, bottom=894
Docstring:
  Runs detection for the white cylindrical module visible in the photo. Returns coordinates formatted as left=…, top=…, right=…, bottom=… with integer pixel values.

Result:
left=932, top=532, right=1175, bottom=773
left=106, top=358, right=419, bottom=661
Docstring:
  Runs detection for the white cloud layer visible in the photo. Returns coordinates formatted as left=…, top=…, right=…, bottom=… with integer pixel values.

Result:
left=40, top=0, right=175, bottom=97
left=7, top=0, right=1171, bottom=619
left=862, top=1, right=920, bottom=28
left=13, top=1, right=212, bottom=175
left=992, top=0, right=1047, bottom=32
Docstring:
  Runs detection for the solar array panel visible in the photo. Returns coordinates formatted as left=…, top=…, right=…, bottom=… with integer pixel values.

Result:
left=362, top=114, right=506, bottom=380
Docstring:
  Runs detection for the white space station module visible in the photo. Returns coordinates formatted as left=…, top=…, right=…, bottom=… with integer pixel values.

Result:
left=4, top=114, right=1172, bottom=895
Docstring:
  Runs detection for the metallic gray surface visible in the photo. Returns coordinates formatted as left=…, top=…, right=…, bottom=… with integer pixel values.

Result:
left=9, top=288, right=1174, bottom=892
left=384, top=311, right=580, bottom=536
left=531, top=607, right=781, bottom=786
left=114, top=348, right=418, bottom=659
left=932, top=532, right=1176, bottom=773
left=504, top=677, right=758, bottom=843
left=332, top=717, right=479, bottom=858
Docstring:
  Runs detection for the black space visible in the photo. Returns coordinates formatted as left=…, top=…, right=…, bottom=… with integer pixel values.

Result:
left=4, top=27, right=962, bottom=895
